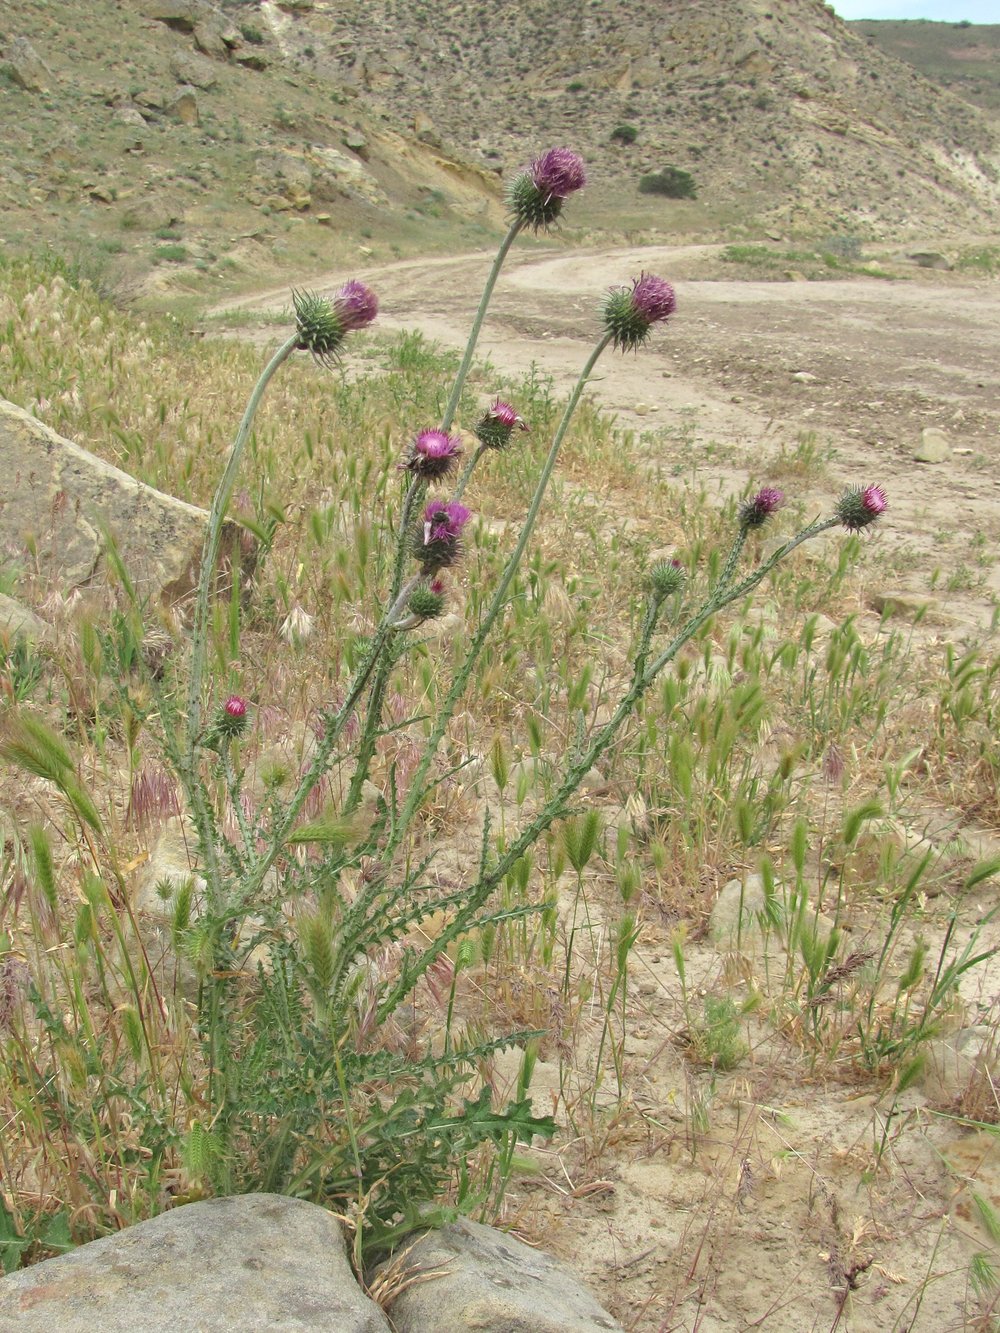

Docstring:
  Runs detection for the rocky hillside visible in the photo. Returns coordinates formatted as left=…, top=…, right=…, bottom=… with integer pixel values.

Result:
left=852, top=19, right=1000, bottom=116
left=1, top=0, right=998, bottom=302
left=275, top=0, right=999, bottom=236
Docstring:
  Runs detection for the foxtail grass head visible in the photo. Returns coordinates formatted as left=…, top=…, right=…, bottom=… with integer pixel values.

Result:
left=507, top=147, right=586, bottom=230
left=603, top=272, right=676, bottom=351
left=293, top=280, right=378, bottom=364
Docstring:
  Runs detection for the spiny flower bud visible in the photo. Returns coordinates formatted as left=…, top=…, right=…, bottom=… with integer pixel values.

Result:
left=650, top=558, right=686, bottom=599
left=507, top=147, right=586, bottom=230
left=204, top=694, right=249, bottom=747
left=739, top=487, right=784, bottom=530
left=407, top=584, right=446, bottom=622
left=402, top=429, right=463, bottom=480
left=602, top=272, right=676, bottom=351
left=836, top=484, right=887, bottom=532
left=414, top=500, right=471, bottom=572
left=292, top=280, right=378, bottom=364
left=474, top=398, right=529, bottom=450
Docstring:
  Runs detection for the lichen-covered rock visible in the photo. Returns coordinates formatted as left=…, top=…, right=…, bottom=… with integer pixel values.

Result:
left=0, top=37, right=51, bottom=93
left=0, top=397, right=245, bottom=606
left=0, top=1195, right=392, bottom=1332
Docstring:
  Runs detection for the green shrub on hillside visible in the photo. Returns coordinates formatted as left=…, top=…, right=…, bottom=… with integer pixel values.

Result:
left=638, top=166, right=697, bottom=199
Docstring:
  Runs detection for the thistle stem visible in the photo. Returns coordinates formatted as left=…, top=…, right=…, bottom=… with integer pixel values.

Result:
left=440, top=220, right=523, bottom=432
left=452, top=443, right=488, bottom=502
left=387, top=332, right=614, bottom=854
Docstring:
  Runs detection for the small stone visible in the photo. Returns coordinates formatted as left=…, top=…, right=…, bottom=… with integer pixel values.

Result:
left=792, top=371, right=818, bottom=384
left=920, top=1026, right=997, bottom=1104
left=377, top=1218, right=623, bottom=1332
left=166, top=88, right=199, bottom=125
left=114, top=106, right=149, bottom=127
left=315, top=212, right=332, bottom=225
left=343, top=128, right=368, bottom=158
left=0, top=594, right=51, bottom=642
left=915, top=427, right=950, bottom=463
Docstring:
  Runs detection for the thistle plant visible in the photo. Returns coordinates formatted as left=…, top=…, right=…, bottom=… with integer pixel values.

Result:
left=0, top=148, right=891, bottom=1260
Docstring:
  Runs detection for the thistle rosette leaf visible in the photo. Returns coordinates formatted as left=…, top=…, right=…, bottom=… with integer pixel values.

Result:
left=507, top=147, right=586, bottom=230
left=292, top=280, right=378, bottom=365
left=603, top=272, right=676, bottom=351
left=836, top=484, right=888, bottom=531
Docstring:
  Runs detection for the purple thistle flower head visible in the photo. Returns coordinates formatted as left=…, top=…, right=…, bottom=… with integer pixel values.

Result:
left=631, top=273, right=677, bottom=324
left=603, top=272, right=677, bottom=351
left=224, top=695, right=248, bottom=718
left=507, top=147, right=586, bottom=230
left=333, top=279, right=379, bottom=332
left=836, top=483, right=888, bottom=532
left=475, top=398, right=529, bottom=450
left=739, top=487, right=785, bottom=530
left=530, top=148, right=587, bottom=202
left=403, top=429, right=463, bottom=480
left=415, top=500, right=472, bottom=572
left=293, top=280, right=377, bottom=364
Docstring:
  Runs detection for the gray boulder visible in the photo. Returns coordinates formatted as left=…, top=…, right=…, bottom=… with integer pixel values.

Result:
left=0, top=397, right=244, bottom=606
left=378, top=1217, right=623, bottom=1332
left=0, top=1195, right=392, bottom=1332
left=0, top=37, right=50, bottom=93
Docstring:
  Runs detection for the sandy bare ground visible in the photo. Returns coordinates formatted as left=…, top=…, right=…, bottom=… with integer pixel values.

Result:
left=212, top=249, right=1000, bottom=1332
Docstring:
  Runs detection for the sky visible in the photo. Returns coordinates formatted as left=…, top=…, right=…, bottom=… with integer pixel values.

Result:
left=829, top=1, right=999, bottom=17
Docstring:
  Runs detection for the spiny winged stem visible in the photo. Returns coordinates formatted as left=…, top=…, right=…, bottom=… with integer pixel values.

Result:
left=344, top=217, right=526, bottom=815
left=184, top=332, right=299, bottom=899
left=439, top=219, right=523, bottom=432
left=344, top=480, right=426, bottom=814
left=385, top=332, right=614, bottom=858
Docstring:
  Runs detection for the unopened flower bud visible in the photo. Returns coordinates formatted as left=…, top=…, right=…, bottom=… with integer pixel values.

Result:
left=836, top=484, right=887, bottom=532
left=603, top=272, right=676, bottom=351
left=650, top=558, right=685, bottom=599
left=739, top=487, right=784, bottom=530
left=407, top=584, right=446, bottom=622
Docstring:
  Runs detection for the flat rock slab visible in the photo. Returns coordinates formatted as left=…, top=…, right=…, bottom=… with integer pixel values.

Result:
left=379, top=1217, right=623, bottom=1332
left=0, top=397, right=240, bottom=605
left=0, top=1195, right=391, bottom=1332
